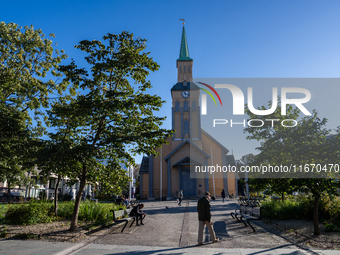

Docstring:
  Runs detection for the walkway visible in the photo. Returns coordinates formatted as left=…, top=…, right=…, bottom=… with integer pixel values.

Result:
left=0, top=199, right=338, bottom=254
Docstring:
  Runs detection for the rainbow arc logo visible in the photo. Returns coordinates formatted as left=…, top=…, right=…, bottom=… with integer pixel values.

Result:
left=197, top=82, right=223, bottom=106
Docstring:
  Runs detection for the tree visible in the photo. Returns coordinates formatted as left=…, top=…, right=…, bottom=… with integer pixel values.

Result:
left=244, top=99, right=340, bottom=235
left=34, top=138, right=78, bottom=216
left=0, top=22, right=68, bottom=130
left=0, top=22, right=68, bottom=196
left=49, top=31, right=173, bottom=230
left=0, top=105, right=32, bottom=201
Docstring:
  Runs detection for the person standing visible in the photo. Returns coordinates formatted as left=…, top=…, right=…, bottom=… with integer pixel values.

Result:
left=197, top=192, right=219, bottom=245
left=178, top=190, right=183, bottom=206
left=241, top=189, right=245, bottom=197
left=221, top=189, right=226, bottom=203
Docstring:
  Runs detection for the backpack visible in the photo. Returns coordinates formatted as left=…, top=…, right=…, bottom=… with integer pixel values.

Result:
left=129, top=204, right=139, bottom=216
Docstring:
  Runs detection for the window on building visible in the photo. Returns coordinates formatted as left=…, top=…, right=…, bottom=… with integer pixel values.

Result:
left=183, top=101, right=188, bottom=111
left=49, top=179, right=56, bottom=189
left=188, top=66, right=191, bottom=73
left=175, top=101, right=180, bottom=112
left=184, top=120, right=190, bottom=135
left=191, top=100, right=197, bottom=111
left=180, top=66, right=182, bottom=73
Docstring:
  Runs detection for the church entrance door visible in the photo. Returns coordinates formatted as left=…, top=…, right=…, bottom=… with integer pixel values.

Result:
left=180, top=167, right=196, bottom=196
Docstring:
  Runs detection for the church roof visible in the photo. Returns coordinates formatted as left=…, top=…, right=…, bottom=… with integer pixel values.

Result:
left=177, top=26, right=192, bottom=61
left=164, top=140, right=210, bottom=161
left=226, top=155, right=236, bottom=165
left=201, top=129, right=229, bottom=154
left=171, top=82, right=199, bottom=91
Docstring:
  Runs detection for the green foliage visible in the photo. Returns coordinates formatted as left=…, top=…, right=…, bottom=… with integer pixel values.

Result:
left=13, top=233, right=40, bottom=240
left=5, top=201, right=54, bottom=225
left=59, top=201, right=124, bottom=222
left=0, top=204, right=9, bottom=218
left=262, top=195, right=340, bottom=224
left=0, top=21, right=69, bottom=199
left=48, top=31, right=173, bottom=230
left=262, top=200, right=302, bottom=220
left=59, top=193, right=73, bottom=201
left=0, top=21, right=68, bottom=117
left=4, top=201, right=124, bottom=225
left=243, top=98, right=340, bottom=235
left=324, top=223, right=338, bottom=232
left=0, top=226, right=8, bottom=238
left=56, top=202, right=74, bottom=219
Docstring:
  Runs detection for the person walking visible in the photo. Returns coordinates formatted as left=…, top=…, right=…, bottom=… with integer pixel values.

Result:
left=197, top=192, right=219, bottom=245
left=221, top=189, right=226, bottom=202
left=178, top=190, right=183, bottom=206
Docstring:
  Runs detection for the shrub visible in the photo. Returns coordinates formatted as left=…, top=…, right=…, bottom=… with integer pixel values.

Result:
left=57, top=201, right=74, bottom=219
left=4, top=200, right=126, bottom=225
left=78, top=201, right=113, bottom=222
left=262, top=200, right=302, bottom=220
left=329, top=196, right=340, bottom=224
left=60, top=193, right=73, bottom=201
left=0, top=226, right=8, bottom=238
left=5, top=201, right=54, bottom=225
left=58, top=201, right=123, bottom=222
left=13, top=233, right=40, bottom=240
left=324, top=223, right=337, bottom=232
left=262, top=194, right=340, bottom=224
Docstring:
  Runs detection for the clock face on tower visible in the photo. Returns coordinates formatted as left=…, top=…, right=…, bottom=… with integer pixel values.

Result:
left=181, top=90, right=190, bottom=98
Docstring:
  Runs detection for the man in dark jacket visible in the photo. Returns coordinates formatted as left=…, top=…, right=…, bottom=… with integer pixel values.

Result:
left=129, top=204, right=146, bottom=226
left=197, top=192, right=219, bottom=245
left=221, top=189, right=226, bottom=202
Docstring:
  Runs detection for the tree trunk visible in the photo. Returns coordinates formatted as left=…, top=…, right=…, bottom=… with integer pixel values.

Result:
left=313, top=193, right=321, bottom=235
left=54, top=176, right=61, bottom=217
left=7, top=184, right=11, bottom=203
left=281, top=193, right=285, bottom=202
left=69, top=165, right=87, bottom=231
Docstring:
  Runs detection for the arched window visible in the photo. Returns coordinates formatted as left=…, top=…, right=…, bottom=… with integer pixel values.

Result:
left=184, top=120, right=190, bottom=135
left=175, top=101, right=180, bottom=112
left=188, top=66, right=191, bottom=73
left=180, top=66, right=182, bottom=73
left=183, top=101, right=188, bottom=111
left=191, top=100, right=197, bottom=111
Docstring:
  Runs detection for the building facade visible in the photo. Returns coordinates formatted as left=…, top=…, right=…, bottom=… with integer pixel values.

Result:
left=140, top=26, right=237, bottom=199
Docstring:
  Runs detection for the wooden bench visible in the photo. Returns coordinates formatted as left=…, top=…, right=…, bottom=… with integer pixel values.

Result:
left=110, top=208, right=146, bottom=232
left=231, top=198, right=264, bottom=232
left=110, top=209, right=134, bottom=232
left=231, top=198, right=248, bottom=221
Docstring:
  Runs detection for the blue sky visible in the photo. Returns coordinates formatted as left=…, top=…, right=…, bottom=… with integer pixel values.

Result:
left=3, top=1, right=340, bottom=162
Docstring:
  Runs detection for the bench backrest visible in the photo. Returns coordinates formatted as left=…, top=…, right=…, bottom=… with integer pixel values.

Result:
left=112, top=209, right=130, bottom=221
left=251, top=206, right=263, bottom=218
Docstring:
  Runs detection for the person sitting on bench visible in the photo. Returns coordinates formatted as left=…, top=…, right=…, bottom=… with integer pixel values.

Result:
left=129, top=203, right=146, bottom=226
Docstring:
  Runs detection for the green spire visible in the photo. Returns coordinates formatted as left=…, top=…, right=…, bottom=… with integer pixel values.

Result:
left=177, top=25, right=192, bottom=61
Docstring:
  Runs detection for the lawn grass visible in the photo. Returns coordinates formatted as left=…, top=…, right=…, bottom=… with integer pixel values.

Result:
left=0, top=204, right=9, bottom=217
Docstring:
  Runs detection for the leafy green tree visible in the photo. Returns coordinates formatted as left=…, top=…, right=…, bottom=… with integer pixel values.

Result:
left=34, top=138, right=78, bottom=216
left=0, top=22, right=68, bottom=198
left=0, top=106, right=32, bottom=201
left=49, top=31, right=172, bottom=230
left=0, top=22, right=68, bottom=131
left=244, top=99, right=340, bottom=235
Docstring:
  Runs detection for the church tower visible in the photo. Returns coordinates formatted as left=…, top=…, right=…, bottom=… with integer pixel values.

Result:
left=171, top=25, right=201, bottom=148
left=139, top=24, right=237, bottom=199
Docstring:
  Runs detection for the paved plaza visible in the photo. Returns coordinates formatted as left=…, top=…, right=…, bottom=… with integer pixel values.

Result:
left=0, top=199, right=339, bottom=254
